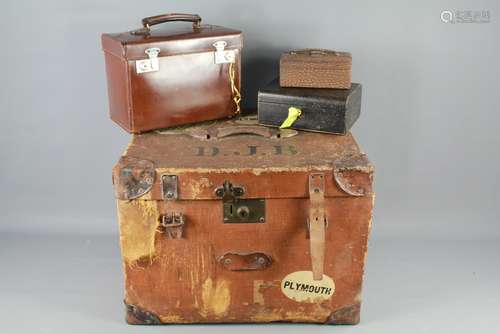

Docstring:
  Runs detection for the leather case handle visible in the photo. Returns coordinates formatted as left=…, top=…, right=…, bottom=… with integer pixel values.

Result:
left=142, top=13, right=202, bottom=28
left=288, top=49, right=353, bottom=59
left=290, top=49, right=334, bottom=55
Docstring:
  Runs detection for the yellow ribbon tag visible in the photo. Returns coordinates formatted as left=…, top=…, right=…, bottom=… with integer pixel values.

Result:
left=279, top=107, right=302, bottom=129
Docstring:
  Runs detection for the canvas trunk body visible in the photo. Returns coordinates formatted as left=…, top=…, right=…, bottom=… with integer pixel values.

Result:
left=102, top=14, right=242, bottom=133
left=112, top=118, right=374, bottom=324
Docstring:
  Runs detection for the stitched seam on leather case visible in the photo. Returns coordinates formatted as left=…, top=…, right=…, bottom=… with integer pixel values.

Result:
left=123, top=35, right=243, bottom=61
left=257, top=99, right=345, bottom=109
left=124, top=48, right=241, bottom=61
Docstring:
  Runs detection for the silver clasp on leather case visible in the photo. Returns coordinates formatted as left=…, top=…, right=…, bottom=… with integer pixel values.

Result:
left=136, top=47, right=160, bottom=73
left=213, top=41, right=235, bottom=64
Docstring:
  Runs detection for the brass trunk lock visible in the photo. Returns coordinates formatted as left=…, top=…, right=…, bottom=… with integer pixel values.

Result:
left=215, top=181, right=265, bottom=224
left=215, top=180, right=245, bottom=201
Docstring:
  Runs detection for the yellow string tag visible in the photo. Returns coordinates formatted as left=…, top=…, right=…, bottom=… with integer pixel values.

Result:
left=229, top=62, right=241, bottom=115
left=279, top=107, right=302, bottom=129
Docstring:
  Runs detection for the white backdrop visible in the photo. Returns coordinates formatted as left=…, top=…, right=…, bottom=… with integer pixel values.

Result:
left=0, top=1, right=499, bottom=333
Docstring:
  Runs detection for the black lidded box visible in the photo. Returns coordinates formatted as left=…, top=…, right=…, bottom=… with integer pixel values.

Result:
left=257, top=79, right=362, bottom=135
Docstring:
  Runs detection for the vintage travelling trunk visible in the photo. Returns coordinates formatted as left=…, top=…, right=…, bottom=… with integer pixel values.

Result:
left=112, top=117, right=374, bottom=324
left=280, top=49, right=352, bottom=89
left=102, top=13, right=242, bottom=133
left=258, top=79, right=362, bottom=134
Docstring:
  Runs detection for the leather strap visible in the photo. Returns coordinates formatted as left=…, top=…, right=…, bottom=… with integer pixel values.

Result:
left=308, top=173, right=326, bottom=280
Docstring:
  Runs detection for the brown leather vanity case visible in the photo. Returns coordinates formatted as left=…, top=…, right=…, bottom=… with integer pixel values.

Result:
left=280, top=49, right=352, bottom=89
left=112, top=117, right=374, bottom=324
left=102, top=13, right=243, bottom=133
left=258, top=79, right=362, bottom=134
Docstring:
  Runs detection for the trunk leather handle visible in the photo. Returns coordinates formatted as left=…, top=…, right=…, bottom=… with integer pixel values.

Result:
left=215, top=126, right=277, bottom=139
left=308, top=173, right=327, bottom=280
left=218, top=252, right=272, bottom=271
left=185, top=126, right=298, bottom=140
left=142, top=13, right=201, bottom=29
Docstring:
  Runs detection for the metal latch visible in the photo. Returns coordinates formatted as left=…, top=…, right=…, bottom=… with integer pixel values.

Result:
left=213, top=41, right=235, bottom=64
left=160, top=213, right=185, bottom=239
left=136, top=47, right=160, bottom=73
left=215, top=181, right=265, bottom=224
left=161, top=174, right=178, bottom=200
